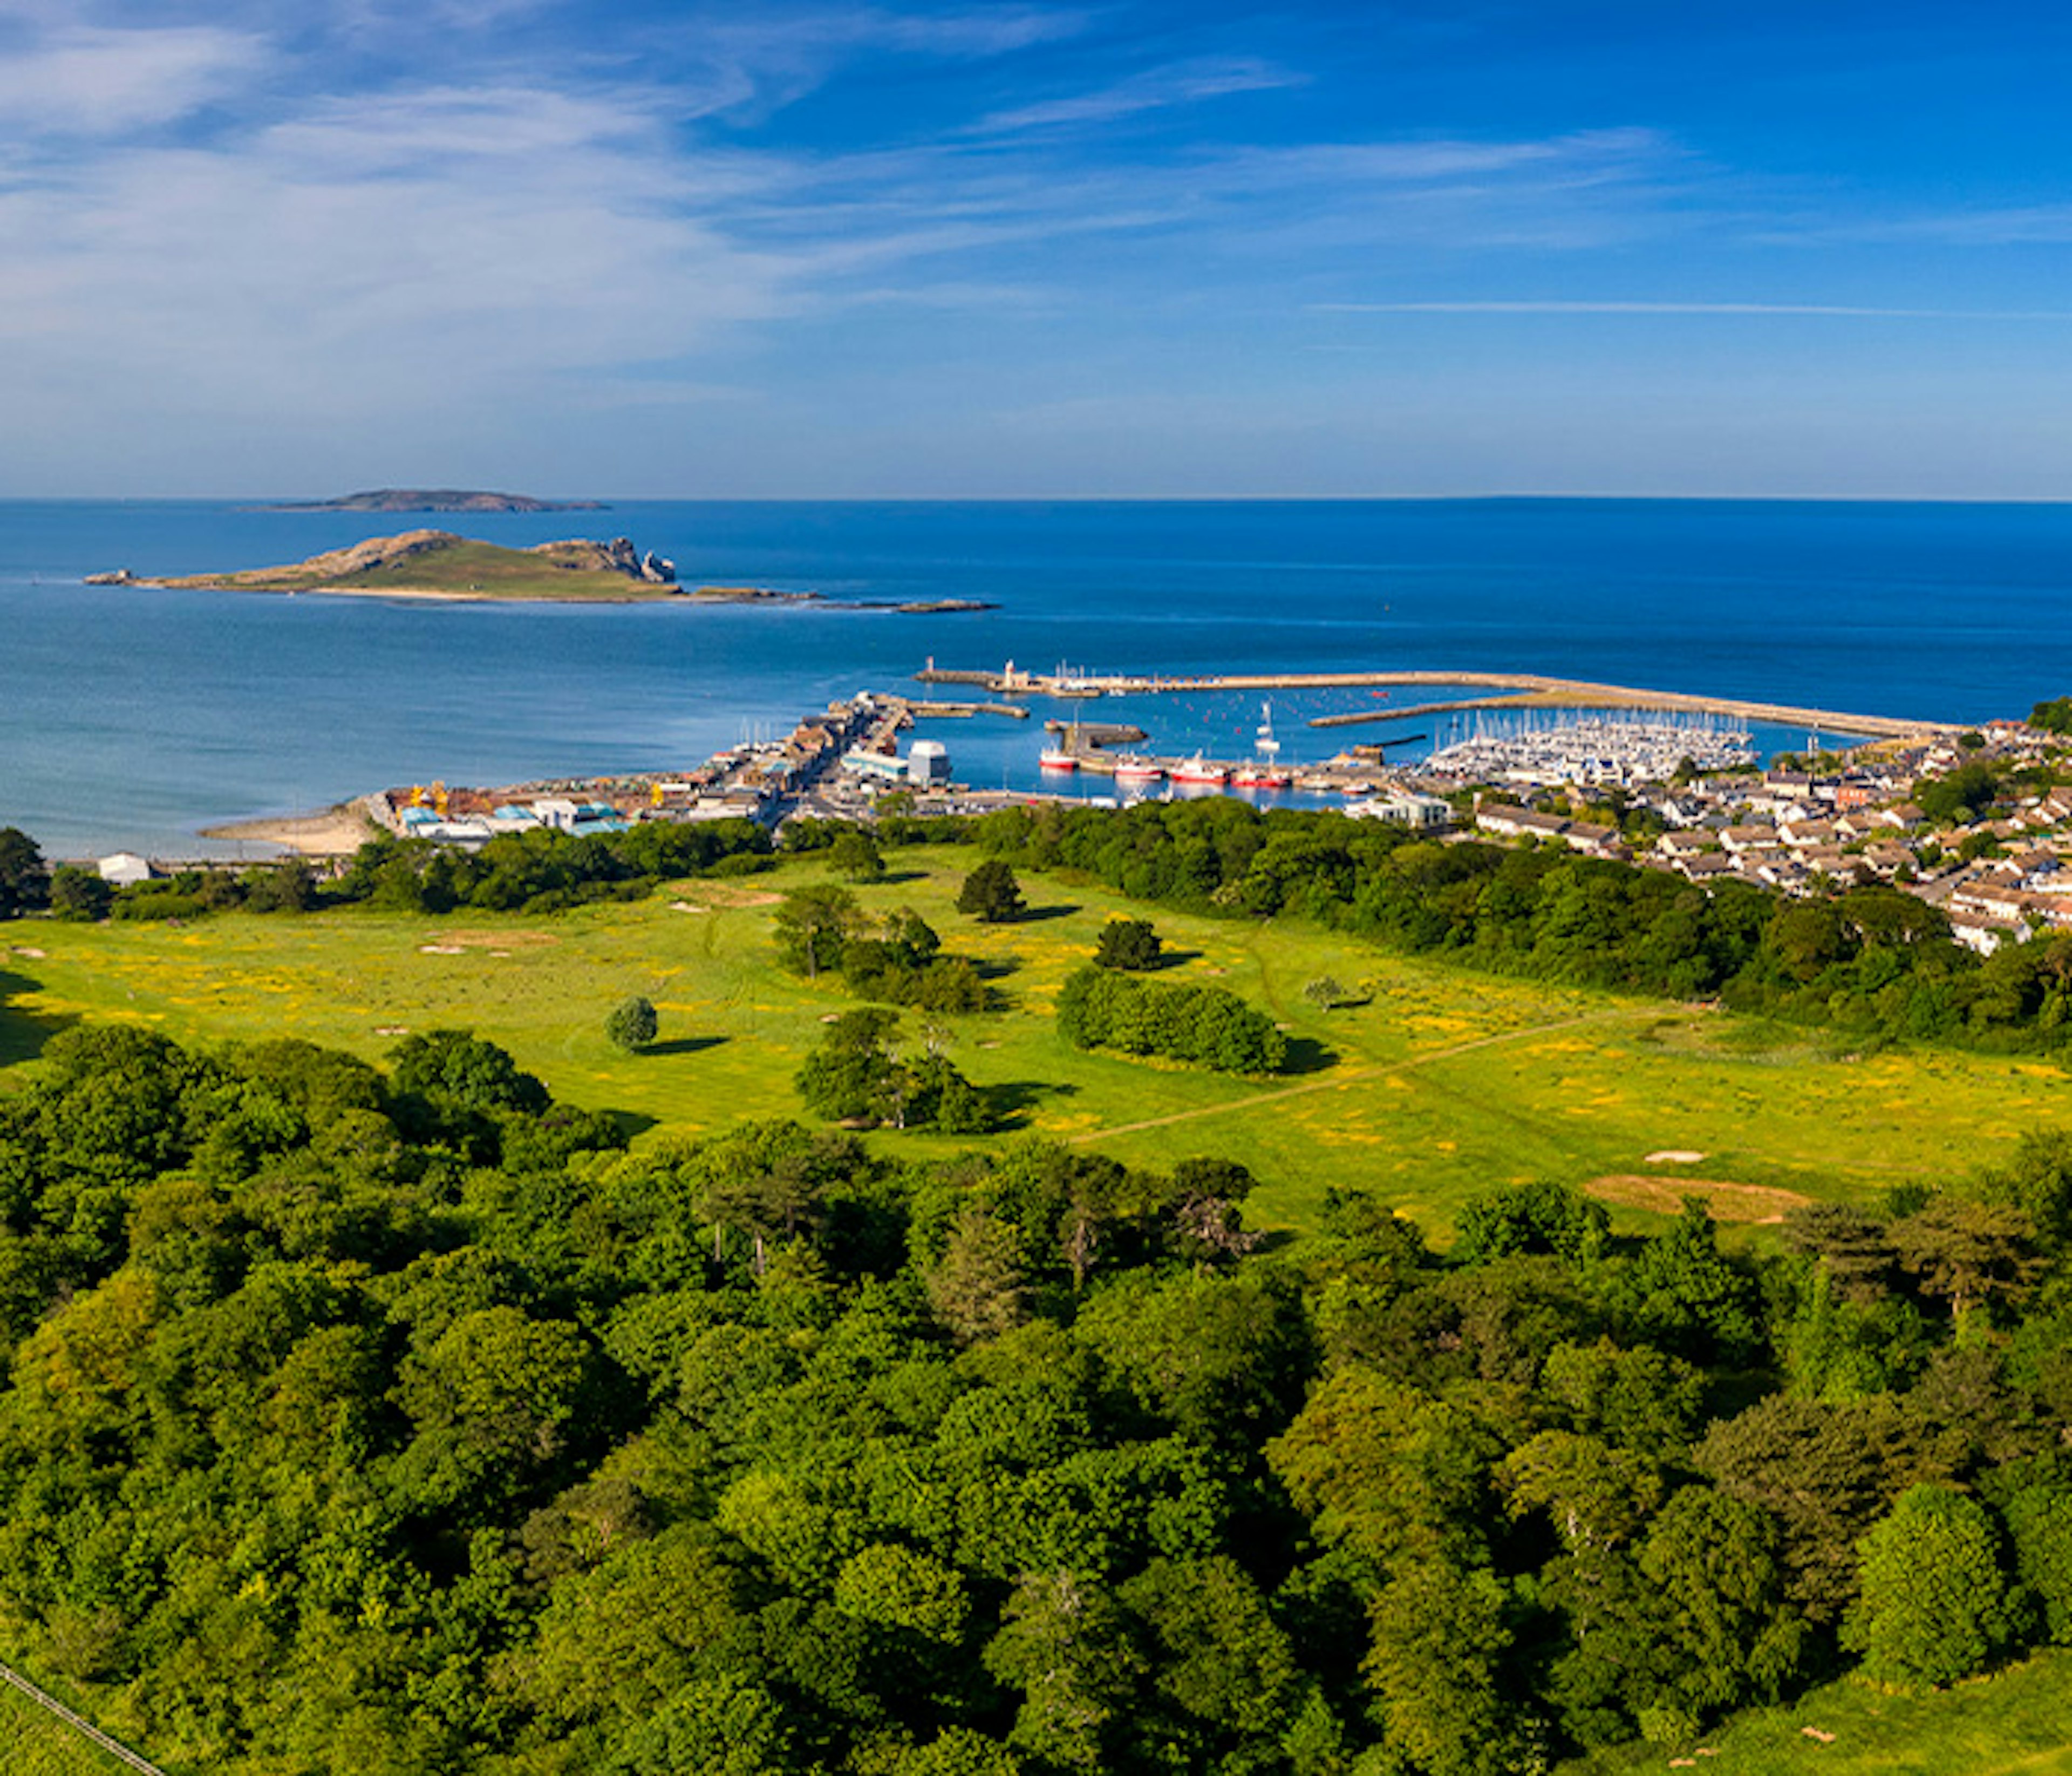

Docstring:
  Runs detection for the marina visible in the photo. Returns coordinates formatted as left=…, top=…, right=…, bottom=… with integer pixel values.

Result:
left=1423, top=709, right=1756, bottom=786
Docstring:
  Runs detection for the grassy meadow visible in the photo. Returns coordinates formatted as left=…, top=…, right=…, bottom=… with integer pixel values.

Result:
left=0, top=1679, right=130, bottom=1775
left=1563, top=1648, right=2072, bottom=1776
left=4, top=846, right=2068, bottom=1235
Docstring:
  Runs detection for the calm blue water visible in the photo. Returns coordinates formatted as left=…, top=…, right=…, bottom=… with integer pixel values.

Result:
left=3, top=499, right=2068, bottom=856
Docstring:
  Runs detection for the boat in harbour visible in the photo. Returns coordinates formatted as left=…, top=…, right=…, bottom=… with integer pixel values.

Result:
left=1038, top=746, right=1079, bottom=771
left=1112, top=756, right=1164, bottom=786
left=1232, top=700, right=1292, bottom=788
left=1169, top=754, right=1229, bottom=787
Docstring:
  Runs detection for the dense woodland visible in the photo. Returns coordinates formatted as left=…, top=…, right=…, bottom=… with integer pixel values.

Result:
left=1, top=1019, right=2071, bottom=1774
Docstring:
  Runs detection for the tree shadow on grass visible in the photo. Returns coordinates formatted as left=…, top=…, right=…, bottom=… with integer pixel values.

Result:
left=643, top=1035, right=728, bottom=1059
left=0, top=965, right=72, bottom=1069
left=1278, top=1036, right=1338, bottom=1078
left=1013, top=903, right=1081, bottom=923
left=607, top=1109, right=660, bottom=1142
left=985, top=1078, right=1080, bottom=1131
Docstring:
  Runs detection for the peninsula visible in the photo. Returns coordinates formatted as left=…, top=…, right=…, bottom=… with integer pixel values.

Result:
left=121, top=530, right=683, bottom=601
left=258, top=488, right=605, bottom=513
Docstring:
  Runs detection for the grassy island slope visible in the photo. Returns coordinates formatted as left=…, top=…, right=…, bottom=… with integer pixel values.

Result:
left=149, top=530, right=684, bottom=602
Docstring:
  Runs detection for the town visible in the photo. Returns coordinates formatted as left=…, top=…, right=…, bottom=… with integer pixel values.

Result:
left=81, top=677, right=2072, bottom=964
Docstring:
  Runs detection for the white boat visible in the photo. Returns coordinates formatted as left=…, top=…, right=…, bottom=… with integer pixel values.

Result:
left=1169, top=753, right=1228, bottom=786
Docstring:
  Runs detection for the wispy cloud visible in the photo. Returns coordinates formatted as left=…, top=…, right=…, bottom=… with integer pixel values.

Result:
left=0, top=23, right=269, bottom=137
left=1313, top=300, right=2072, bottom=319
left=970, top=55, right=1303, bottom=135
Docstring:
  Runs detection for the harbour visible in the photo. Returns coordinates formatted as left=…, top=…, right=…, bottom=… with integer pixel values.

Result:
left=3, top=499, right=2063, bottom=856
left=912, top=662, right=1953, bottom=742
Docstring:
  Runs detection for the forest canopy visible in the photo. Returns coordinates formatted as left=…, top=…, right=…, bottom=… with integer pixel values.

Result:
left=1, top=1025, right=2070, bottom=1773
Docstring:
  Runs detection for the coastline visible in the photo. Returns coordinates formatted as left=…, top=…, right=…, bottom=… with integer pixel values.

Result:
left=198, top=801, right=379, bottom=855
left=141, top=579, right=676, bottom=604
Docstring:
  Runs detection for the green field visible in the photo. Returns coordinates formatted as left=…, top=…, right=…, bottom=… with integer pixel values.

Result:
left=161, top=534, right=679, bottom=601
left=0, top=1679, right=131, bottom=1775
left=4, top=848, right=2068, bottom=1234
left=1564, top=1649, right=2072, bottom=1776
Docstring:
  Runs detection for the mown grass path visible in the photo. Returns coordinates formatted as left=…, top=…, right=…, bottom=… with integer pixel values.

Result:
left=1073, top=1006, right=1640, bottom=1144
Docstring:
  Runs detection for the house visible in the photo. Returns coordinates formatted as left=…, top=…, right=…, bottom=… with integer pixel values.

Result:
left=97, top=852, right=154, bottom=887
left=1349, top=792, right=1454, bottom=830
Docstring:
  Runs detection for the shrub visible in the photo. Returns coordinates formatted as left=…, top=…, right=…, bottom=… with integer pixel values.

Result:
left=606, top=996, right=659, bottom=1052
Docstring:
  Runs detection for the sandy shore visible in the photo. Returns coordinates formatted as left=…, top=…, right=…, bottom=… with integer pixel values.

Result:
left=199, top=801, right=380, bottom=856
left=146, top=580, right=667, bottom=604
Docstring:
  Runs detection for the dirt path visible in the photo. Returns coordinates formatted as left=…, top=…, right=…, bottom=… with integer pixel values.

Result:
left=1071, top=1006, right=1635, bottom=1145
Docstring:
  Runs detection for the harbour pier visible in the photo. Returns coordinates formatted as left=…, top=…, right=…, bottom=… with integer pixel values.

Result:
left=912, top=664, right=1954, bottom=741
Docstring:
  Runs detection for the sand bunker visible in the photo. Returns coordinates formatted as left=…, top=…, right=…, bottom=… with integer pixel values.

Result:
left=1584, top=1173, right=1813, bottom=1223
left=1644, top=1148, right=1706, bottom=1164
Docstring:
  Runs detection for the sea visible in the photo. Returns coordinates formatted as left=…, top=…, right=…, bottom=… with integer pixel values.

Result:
left=2, top=498, right=2069, bottom=859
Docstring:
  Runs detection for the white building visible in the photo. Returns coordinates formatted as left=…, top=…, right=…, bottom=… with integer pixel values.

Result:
left=97, top=852, right=154, bottom=887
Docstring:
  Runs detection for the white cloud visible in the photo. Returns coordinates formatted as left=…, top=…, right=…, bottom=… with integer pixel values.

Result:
left=970, top=55, right=1302, bottom=135
left=0, top=23, right=269, bottom=137
left=0, top=76, right=802, bottom=428
left=1312, top=300, right=2072, bottom=319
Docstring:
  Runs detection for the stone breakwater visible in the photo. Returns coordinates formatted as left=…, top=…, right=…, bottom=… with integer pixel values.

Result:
left=914, top=664, right=1953, bottom=741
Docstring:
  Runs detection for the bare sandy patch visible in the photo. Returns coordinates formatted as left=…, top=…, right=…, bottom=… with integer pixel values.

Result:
left=201, top=801, right=379, bottom=855
left=678, top=880, right=783, bottom=910
left=431, top=929, right=557, bottom=950
left=1584, top=1173, right=1812, bottom=1223
left=1645, top=1149, right=1707, bottom=1165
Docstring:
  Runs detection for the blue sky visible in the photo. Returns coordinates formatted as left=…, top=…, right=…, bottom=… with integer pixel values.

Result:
left=4, top=0, right=2071, bottom=497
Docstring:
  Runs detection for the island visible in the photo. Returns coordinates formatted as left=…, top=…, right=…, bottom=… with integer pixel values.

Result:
left=112, top=530, right=683, bottom=601
left=257, top=488, right=606, bottom=513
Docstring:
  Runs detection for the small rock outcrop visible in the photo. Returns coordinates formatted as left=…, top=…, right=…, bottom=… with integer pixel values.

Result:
left=539, top=537, right=677, bottom=583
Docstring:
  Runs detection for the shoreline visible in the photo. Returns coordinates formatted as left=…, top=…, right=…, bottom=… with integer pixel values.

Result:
left=140, top=579, right=675, bottom=604
left=197, top=801, right=379, bottom=855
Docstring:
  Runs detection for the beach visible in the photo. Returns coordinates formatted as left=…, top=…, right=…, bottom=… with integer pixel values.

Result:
left=199, top=801, right=380, bottom=856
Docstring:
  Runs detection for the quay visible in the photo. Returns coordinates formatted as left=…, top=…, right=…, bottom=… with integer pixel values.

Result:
left=912, top=664, right=1955, bottom=741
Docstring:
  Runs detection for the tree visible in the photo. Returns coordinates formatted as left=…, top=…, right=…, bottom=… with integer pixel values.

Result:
left=1301, top=974, right=1347, bottom=1010
left=984, top=1570, right=1145, bottom=1773
left=1889, top=1196, right=2041, bottom=1323
left=1843, top=1484, right=2022, bottom=1688
left=1094, top=918, right=1161, bottom=971
left=390, top=1028, right=549, bottom=1114
left=795, top=1008, right=905, bottom=1125
left=956, top=860, right=1026, bottom=923
left=2002, top=1474, right=2072, bottom=1644
left=47, top=865, right=113, bottom=922
left=0, top=827, right=49, bottom=917
left=926, top=1207, right=1027, bottom=1344
left=1362, top=1560, right=1529, bottom=1776
left=772, top=884, right=862, bottom=981
left=826, top=829, right=885, bottom=882
left=605, top=995, right=659, bottom=1052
